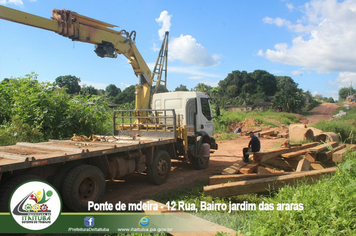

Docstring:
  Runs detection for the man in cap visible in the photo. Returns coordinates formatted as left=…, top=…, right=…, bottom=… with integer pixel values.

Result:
left=242, top=131, right=261, bottom=163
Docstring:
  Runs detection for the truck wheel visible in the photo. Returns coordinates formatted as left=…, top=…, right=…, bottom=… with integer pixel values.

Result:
left=62, top=165, right=105, bottom=212
left=52, top=162, right=80, bottom=194
left=0, top=175, right=42, bottom=212
left=190, top=142, right=210, bottom=170
left=147, top=150, right=171, bottom=185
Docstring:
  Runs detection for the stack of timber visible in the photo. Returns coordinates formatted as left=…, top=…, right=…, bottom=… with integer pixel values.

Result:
left=204, top=141, right=356, bottom=198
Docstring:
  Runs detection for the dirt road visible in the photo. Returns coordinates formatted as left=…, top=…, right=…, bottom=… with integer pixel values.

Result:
left=306, top=103, right=340, bottom=125
left=104, top=103, right=340, bottom=205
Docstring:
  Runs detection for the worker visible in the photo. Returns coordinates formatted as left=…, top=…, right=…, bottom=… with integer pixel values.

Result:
left=234, top=125, right=243, bottom=134
left=242, top=131, right=261, bottom=163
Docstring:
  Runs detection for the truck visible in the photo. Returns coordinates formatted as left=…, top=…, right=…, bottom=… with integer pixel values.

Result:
left=0, top=5, right=218, bottom=212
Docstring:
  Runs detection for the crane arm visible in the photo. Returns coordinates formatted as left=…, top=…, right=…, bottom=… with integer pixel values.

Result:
left=0, top=5, right=154, bottom=109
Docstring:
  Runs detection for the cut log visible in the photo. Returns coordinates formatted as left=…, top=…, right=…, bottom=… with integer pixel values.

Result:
left=209, top=172, right=290, bottom=185
left=332, top=145, right=356, bottom=163
left=221, top=160, right=247, bottom=175
left=317, top=144, right=346, bottom=162
left=254, top=142, right=319, bottom=162
left=296, top=158, right=311, bottom=172
left=259, top=130, right=277, bottom=137
left=239, top=163, right=259, bottom=174
left=204, top=167, right=337, bottom=198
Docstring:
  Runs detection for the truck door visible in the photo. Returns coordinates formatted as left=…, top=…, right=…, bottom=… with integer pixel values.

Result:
left=196, top=96, right=214, bottom=136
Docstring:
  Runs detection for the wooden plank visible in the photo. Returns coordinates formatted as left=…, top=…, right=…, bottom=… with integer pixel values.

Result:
left=332, top=145, right=356, bottom=163
left=254, top=142, right=319, bottom=162
left=304, top=152, right=316, bottom=163
left=257, top=166, right=285, bottom=174
left=239, top=163, right=259, bottom=174
left=259, top=130, right=277, bottom=136
left=310, top=163, right=324, bottom=170
left=221, top=160, right=247, bottom=175
left=308, top=142, right=338, bottom=154
left=281, top=150, right=308, bottom=158
left=209, top=172, right=290, bottom=185
left=142, top=200, right=237, bottom=235
left=317, top=144, right=346, bottom=162
left=296, top=158, right=311, bottom=172
left=204, top=167, right=337, bottom=198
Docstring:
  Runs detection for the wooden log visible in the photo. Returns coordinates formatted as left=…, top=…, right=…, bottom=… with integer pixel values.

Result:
left=254, top=142, right=319, bottom=162
left=281, top=150, right=308, bottom=158
left=332, top=145, right=356, bottom=163
left=204, top=167, right=337, bottom=198
left=221, top=160, right=247, bottom=175
left=296, top=158, right=311, bottom=172
left=308, top=142, right=338, bottom=154
left=259, top=130, right=277, bottom=137
left=239, top=163, right=259, bottom=174
left=317, top=144, right=346, bottom=162
left=209, top=172, right=291, bottom=185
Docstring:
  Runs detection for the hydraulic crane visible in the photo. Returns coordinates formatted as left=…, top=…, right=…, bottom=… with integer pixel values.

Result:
left=0, top=5, right=168, bottom=110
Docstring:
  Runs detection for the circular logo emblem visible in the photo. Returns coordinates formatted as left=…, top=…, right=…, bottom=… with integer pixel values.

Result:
left=10, top=180, right=62, bottom=230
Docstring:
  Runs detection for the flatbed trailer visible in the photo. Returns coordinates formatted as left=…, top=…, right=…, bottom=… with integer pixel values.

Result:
left=0, top=109, right=178, bottom=212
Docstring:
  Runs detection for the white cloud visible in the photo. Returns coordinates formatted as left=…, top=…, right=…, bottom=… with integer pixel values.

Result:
left=286, top=3, right=295, bottom=11
left=80, top=81, right=108, bottom=90
left=156, top=10, right=172, bottom=40
left=0, top=0, right=23, bottom=5
left=291, top=70, right=304, bottom=76
left=168, top=66, right=221, bottom=78
left=260, top=0, right=356, bottom=74
left=330, top=72, right=356, bottom=88
left=155, top=11, right=220, bottom=67
left=169, top=34, right=220, bottom=67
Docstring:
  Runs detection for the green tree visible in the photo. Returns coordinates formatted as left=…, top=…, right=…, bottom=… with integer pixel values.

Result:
left=106, top=84, right=120, bottom=97
left=193, top=83, right=212, bottom=93
left=55, top=75, right=81, bottom=95
left=115, top=85, right=136, bottom=104
left=174, top=84, right=189, bottom=91
left=81, top=85, right=98, bottom=96
left=273, top=76, right=305, bottom=113
left=339, top=87, right=355, bottom=100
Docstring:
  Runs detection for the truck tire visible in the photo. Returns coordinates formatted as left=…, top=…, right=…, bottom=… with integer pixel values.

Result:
left=52, top=162, right=81, bottom=193
left=62, top=165, right=105, bottom=212
left=147, top=150, right=171, bottom=185
left=0, top=175, right=42, bottom=212
left=190, top=142, right=210, bottom=170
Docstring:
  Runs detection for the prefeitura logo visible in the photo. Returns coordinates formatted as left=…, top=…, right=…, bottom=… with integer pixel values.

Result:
left=10, top=180, right=61, bottom=230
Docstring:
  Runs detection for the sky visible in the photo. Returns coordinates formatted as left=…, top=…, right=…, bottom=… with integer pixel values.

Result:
left=0, top=0, right=355, bottom=101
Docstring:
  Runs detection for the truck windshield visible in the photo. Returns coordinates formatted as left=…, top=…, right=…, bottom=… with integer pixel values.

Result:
left=201, top=97, right=212, bottom=121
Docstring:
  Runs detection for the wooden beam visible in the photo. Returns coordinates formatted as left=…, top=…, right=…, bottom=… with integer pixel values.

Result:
left=317, top=144, right=346, bottom=162
left=239, top=163, right=259, bottom=174
left=308, top=142, right=338, bottom=154
left=257, top=166, right=285, bottom=174
left=281, top=150, right=308, bottom=158
left=296, top=158, right=311, bottom=172
left=310, top=163, right=324, bottom=170
left=332, top=145, right=356, bottom=163
left=254, top=142, right=319, bottom=162
left=209, top=172, right=290, bottom=185
left=204, top=167, right=337, bottom=198
left=304, top=152, right=316, bottom=163
left=221, top=160, right=247, bottom=175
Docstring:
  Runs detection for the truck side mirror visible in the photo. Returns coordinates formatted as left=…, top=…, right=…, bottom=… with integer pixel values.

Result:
left=215, top=106, right=220, bottom=117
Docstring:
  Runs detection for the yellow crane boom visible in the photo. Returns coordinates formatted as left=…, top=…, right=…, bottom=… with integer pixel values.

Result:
left=0, top=5, right=167, bottom=110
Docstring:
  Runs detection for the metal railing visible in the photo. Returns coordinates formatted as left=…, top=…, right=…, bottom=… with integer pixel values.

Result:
left=113, top=109, right=177, bottom=139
